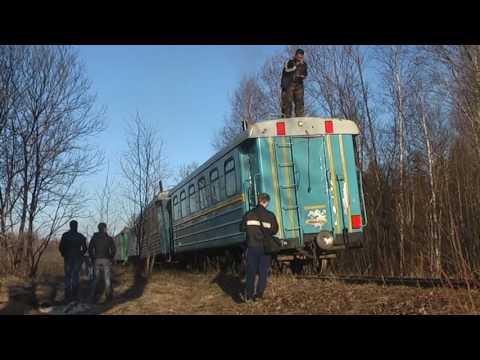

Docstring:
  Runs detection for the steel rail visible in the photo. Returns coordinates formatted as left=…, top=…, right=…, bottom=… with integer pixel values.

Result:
left=294, top=274, right=480, bottom=289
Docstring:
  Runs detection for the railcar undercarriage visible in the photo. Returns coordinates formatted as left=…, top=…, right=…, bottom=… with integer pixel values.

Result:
left=162, top=238, right=339, bottom=276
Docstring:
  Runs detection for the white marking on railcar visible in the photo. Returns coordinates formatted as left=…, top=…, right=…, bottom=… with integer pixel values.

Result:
left=342, top=182, right=349, bottom=213
left=305, top=209, right=327, bottom=229
left=329, top=180, right=339, bottom=228
left=332, top=205, right=338, bottom=228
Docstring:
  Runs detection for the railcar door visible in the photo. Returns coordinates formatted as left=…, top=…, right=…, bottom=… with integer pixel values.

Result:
left=240, top=141, right=258, bottom=212
left=290, top=136, right=336, bottom=238
left=156, top=198, right=173, bottom=260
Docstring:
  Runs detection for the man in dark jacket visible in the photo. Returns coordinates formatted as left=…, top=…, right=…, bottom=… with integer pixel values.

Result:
left=240, top=193, right=279, bottom=302
left=59, top=220, right=87, bottom=303
left=281, top=48, right=308, bottom=118
left=88, top=222, right=116, bottom=303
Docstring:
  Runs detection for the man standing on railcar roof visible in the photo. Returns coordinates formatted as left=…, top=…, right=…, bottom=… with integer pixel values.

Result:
left=240, top=193, right=279, bottom=302
left=281, top=48, right=308, bottom=118
left=59, top=220, right=87, bottom=303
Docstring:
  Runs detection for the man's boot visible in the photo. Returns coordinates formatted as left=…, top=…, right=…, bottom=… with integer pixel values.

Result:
left=72, top=287, right=79, bottom=303
left=64, top=288, right=72, bottom=304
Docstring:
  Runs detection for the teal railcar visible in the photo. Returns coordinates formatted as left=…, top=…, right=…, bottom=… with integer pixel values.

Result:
left=113, top=228, right=130, bottom=263
left=170, top=147, right=245, bottom=255
left=130, top=117, right=366, bottom=271
left=120, top=192, right=172, bottom=261
left=141, top=192, right=171, bottom=260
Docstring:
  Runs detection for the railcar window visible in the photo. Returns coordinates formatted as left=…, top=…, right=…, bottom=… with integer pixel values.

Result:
left=224, top=158, right=236, bottom=197
left=210, top=168, right=220, bottom=204
left=188, top=184, right=198, bottom=213
left=198, top=177, right=208, bottom=209
left=180, top=190, right=187, bottom=218
left=173, top=195, right=180, bottom=220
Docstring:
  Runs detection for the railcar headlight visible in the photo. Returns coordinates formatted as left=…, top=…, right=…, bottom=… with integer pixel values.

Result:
left=298, top=120, right=304, bottom=127
left=316, top=231, right=334, bottom=250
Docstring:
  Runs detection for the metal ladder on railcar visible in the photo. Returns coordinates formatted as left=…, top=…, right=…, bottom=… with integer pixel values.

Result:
left=275, top=138, right=302, bottom=244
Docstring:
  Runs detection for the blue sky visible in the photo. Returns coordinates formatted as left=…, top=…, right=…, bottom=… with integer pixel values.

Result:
left=76, top=45, right=285, bottom=207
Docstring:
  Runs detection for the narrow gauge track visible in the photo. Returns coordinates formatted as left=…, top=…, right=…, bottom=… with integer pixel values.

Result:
left=295, top=274, right=480, bottom=289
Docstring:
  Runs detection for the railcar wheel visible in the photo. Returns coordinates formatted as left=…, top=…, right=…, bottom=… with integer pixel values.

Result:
left=285, top=263, right=292, bottom=274
left=271, top=257, right=283, bottom=275
left=218, top=252, right=228, bottom=273
left=203, top=255, right=209, bottom=273
left=231, top=249, right=242, bottom=276
left=308, top=261, right=317, bottom=275
left=238, top=250, right=246, bottom=280
left=284, top=263, right=292, bottom=275
left=319, top=259, right=328, bottom=274
left=290, top=257, right=303, bottom=274
left=224, top=250, right=235, bottom=275
left=191, top=254, right=196, bottom=272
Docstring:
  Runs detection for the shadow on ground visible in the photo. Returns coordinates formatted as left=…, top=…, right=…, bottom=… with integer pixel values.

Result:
left=211, top=272, right=244, bottom=304
left=0, top=274, right=61, bottom=315
left=0, top=257, right=149, bottom=315
left=74, top=257, right=149, bottom=315
left=0, top=286, right=35, bottom=315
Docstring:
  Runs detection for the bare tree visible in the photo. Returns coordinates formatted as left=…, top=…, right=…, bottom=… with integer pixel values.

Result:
left=0, top=46, right=27, bottom=269
left=427, top=46, right=480, bottom=158
left=120, top=112, right=169, bottom=275
left=212, top=76, right=271, bottom=151
left=88, top=163, right=122, bottom=239
left=374, top=45, right=420, bottom=275
left=174, top=161, right=199, bottom=184
left=0, top=45, right=104, bottom=277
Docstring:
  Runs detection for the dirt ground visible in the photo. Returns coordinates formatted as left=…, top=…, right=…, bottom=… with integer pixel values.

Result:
left=2, top=264, right=480, bottom=315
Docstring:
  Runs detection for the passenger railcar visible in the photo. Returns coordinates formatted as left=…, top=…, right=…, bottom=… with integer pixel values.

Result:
left=113, top=228, right=129, bottom=264
left=124, top=117, right=367, bottom=273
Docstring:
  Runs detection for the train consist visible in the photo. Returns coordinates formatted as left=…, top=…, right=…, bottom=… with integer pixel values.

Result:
left=114, top=117, right=367, bottom=273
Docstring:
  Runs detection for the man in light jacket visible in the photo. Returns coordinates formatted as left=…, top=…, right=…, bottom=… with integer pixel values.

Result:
left=88, top=222, right=116, bottom=303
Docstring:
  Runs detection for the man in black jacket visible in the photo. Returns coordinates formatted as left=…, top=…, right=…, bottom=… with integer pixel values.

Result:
left=88, top=222, right=116, bottom=303
left=59, top=220, right=87, bottom=303
left=281, top=48, right=308, bottom=118
left=240, top=193, right=279, bottom=302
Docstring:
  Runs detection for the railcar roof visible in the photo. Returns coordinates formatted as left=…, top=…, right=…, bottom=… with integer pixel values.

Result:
left=249, top=117, right=359, bottom=137
left=169, top=117, right=359, bottom=194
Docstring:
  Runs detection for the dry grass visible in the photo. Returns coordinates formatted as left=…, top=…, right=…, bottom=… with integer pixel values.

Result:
left=101, top=270, right=480, bottom=315
left=2, top=261, right=480, bottom=315
left=35, top=242, right=64, bottom=281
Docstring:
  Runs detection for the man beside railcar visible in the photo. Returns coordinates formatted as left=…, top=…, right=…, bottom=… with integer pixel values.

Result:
left=88, top=222, right=116, bottom=303
left=240, top=193, right=279, bottom=302
left=59, top=220, right=88, bottom=303
left=281, top=48, right=308, bottom=118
